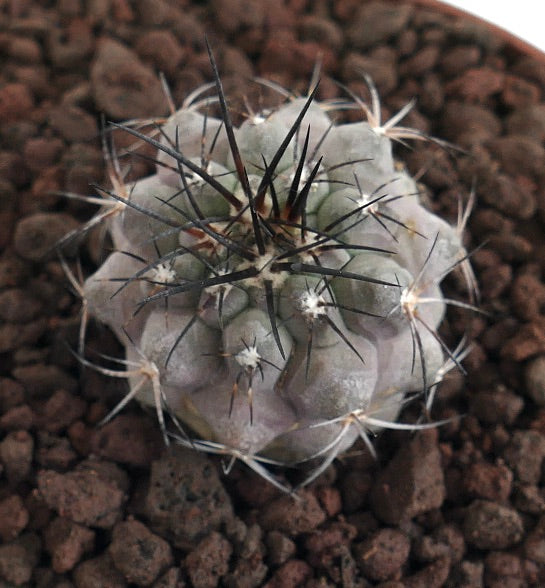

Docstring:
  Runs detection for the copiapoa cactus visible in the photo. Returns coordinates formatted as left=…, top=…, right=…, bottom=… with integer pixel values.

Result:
left=63, top=44, right=477, bottom=493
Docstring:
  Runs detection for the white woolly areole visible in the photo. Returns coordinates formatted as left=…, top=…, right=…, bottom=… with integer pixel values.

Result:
left=299, top=290, right=327, bottom=321
left=235, top=345, right=261, bottom=370
left=149, top=263, right=176, bottom=284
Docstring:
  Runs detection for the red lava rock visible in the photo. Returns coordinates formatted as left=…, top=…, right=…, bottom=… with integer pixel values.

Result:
left=478, top=174, right=536, bottom=220
left=37, top=466, right=126, bottom=528
left=47, top=18, right=94, bottom=68
left=91, top=37, right=168, bottom=120
left=90, top=413, right=163, bottom=466
left=299, top=15, right=344, bottom=51
left=144, top=447, right=233, bottom=549
left=462, top=461, right=513, bottom=503
left=370, top=429, right=446, bottom=524
left=73, top=552, right=127, bottom=588
left=0, top=287, right=42, bottom=323
left=502, top=74, right=541, bottom=108
left=0, top=430, right=34, bottom=485
left=506, top=104, right=545, bottom=142
left=405, top=556, right=451, bottom=588
left=413, top=523, right=465, bottom=563
left=0, top=533, right=41, bottom=586
left=441, top=101, right=502, bottom=144
left=399, top=44, right=441, bottom=77
left=314, top=486, right=342, bottom=517
left=511, top=273, right=545, bottom=320
left=501, top=321, right=545, bottom=362
left=340, top=470, right=372, bottom=513
left=22, top=137, right=64, bottom=173
left=446, top=66, right=505, bottom=102
left=0, top=82, right=34, bottom=123
left=347, top=1, right=412, bottom=49
left=470, top=388, right=524, bottom=426
left=503, top=430, right=545, bottom=484
left=341, top=48, right=398, bottom=94
left=134, top=30, right=185, bottom=76
left=13, top=212, right=80, bottom=262
left=40, top=389, right=86, bottom=433
left=44, top=516, right=95, bottom=573
left=266, top=530, right=296, bottom=566
left=109, top=519, right=173, bottom=585
left=12, top=363, right=78, bottom=396
left=525, top=355, right=545, bottom=406
left=0, top=377, right=25, bottom=410
left=0, top=404, right=34, bottom=430
left=0, top=495, right=29, bottom=542
left=48, top=104, right=97, bottom=142
left=263, top=559, right=312, bottom=588
left=439, top=45, right=481, bottom=76
left=184, top=531, right=232, bottom=588
left=259, top=489, right=326, bottom=534
left=463, top=500, right=524, bottom=550
left=354, top=528, right=410, bottom=582
left=488, top=135, right=545, bottom=180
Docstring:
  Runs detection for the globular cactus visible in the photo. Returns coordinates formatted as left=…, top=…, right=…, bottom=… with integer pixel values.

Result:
left=70, top=48, right=475, bottom=492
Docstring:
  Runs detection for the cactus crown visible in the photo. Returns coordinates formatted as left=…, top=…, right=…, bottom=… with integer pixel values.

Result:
left=65, top=44, right=476, bottom=493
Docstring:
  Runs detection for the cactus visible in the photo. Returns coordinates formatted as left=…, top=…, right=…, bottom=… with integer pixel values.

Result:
left=69, top=47, right=476, bottom=492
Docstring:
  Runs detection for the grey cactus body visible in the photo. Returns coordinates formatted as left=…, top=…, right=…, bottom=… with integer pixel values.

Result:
left=76, top=60, right=473, bottom=491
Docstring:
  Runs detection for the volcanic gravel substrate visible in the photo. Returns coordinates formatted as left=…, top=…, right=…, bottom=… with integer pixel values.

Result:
left=3, top=0, right=545, bottom=586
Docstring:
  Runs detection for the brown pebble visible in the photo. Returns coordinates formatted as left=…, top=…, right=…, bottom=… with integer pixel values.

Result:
left=12, top=363, right=78, bottom=396
left=37, top=467, right=125, bottom=528
left=263, top=559, right=312, bottom=588
left=91, top=37, right=168, bottom=120
left=23, top=137, right=64, bottom=173
left=0, top=430, right=34, bottom=485
left=40, top=389, right=87, bottom=433
left=347, top=1, right=412, bottom=49
left=90, top=413, right=163, bottom=466
left=511, top=274, right=545, bottom=321
left=109, top=519, right=173, bottom=585
left=502, top=74, right=541, bottom=108
left=370, top=429, right=446, bottom=524
left=13, top=212, right=80, bottom=262
left=445, top=67, right=505, bottom=102
left=525, top=355, right=545, bottom=406
left=488, top=135, right=545, bottom=179
left=144, top=447, right=233, bottom=549
left=503, top=430, right=545, bottom=484
left=0, top=533, right=41, bottom=586
left=73, top=552, right=127, bottom=588
left=134, top=30, right=185, bottom=76
left=413, top=523, right=465, bottom=563
left=440, top=45, right=482, bottom=76
left=501, top=320, right=545, bottom=362
left=44, top=517, right=95, bottom=573
left=464, top=500, right=524, bottom=550
left=462, top=461, right=513, bottom=503
left=506, top=104, right=545, bottom=142
left=0, top=495, right=29, bottom=542
left=441, top=101, right=501, bottom=143
left=266, top=531, right=296, bottom=566
left=184, top=531, right=232, bottom=588
left=0, top=404, right=34, bottom=431
left=259, top=489, right=326, bottom=534
left=0, top=82, right=34, bottom=123
left=354, top=528, right=410, bottom=582
left=470, top=388, right=524, bottom=425
left=48, top=104, right=97, bottom=143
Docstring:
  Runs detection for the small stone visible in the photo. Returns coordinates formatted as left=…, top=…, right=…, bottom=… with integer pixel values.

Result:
left=0, top=83, right=34, bottom=123
left=404, top=556, right=451, bottom=588
left=464, top=500, right=524, bottom=550
left=109, top=519, right=173, bottom=585
left=347, top=1, right=412, bottom=49
left=445, top=67, right=504, bottom=102
left=0, top=495, right=29, bottom=542
left=144, top=447, right=233, bottom=549
left=525, top=355, right=545, bottom=406
left=503, top=430, right=545, bottom=484
left=12, top=363, right=78, bottom=396
left=263, top=559, right=312, bottom=588
left=354, top=528, right=410, bottom=582
left=73, top=552, right=127, bottom=588
left=506, top=104, right=545, bottom=141
left=13, top=213, right=80, bottom=262
left=184, top=531, right=232, bottom=588
left=40, top=389, right=87, bottom=433
left=37, top=466, right=125, bottom=528
left=91, top=37, right=168, bottom=120
left=470, top=388, right=524, bottom=425
left=0, top=533, right=41, bottom=586
left=44, top=517, right=95, bottom=573
left=48, top=104, right=97, bottom=142
left=0, top=430, right=34, bottom=485
left=266, top=531, right=296, bottom=566
left=370, top=430, right=445, bottom=524
left=462, top=461, right=513, bottom=502
left=259, top=489, right=326, bottom=534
